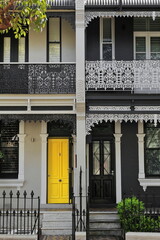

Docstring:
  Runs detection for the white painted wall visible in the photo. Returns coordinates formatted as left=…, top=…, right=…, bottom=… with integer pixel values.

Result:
left=62, top=19, right=75, bottom=62
left=29, top=19, right=75, bottom=63
left=29, top=27, right=47, bottom=62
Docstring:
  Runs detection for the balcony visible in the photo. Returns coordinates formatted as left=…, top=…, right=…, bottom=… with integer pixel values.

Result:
left=0, top=63, right=76, bottom=94
left=86, top=60, right=160, bottom=93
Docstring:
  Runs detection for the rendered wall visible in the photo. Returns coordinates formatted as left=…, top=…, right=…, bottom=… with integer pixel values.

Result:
left=29, top=27, right=47, bottom=62
left=62, top=19, right=75, bottom=62
left=29, top=19, right=75, bottom=63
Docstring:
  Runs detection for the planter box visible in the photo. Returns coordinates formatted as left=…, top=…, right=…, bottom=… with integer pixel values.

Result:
left=126, top=232, right=160, bottom=240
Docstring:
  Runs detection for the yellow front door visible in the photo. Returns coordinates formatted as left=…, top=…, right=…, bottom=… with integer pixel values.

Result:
left=48, top=138, right=69, bottom=203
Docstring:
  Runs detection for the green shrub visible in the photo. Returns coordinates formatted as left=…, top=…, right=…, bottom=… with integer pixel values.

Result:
left=117, top=196, right=160, bottom=232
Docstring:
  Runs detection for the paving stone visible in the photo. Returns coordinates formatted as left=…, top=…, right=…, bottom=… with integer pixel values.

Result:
left=40, top=235, right=71, bottom=240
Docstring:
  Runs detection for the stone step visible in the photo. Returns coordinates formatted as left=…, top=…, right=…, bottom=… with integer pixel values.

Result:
left=89, top=212, right=119, bottom=221
left=42, top=221, right=72, bottom=229
left=42, top=212, right=72, bottom=221
left=89, top=236, right=123, bottom=240
left=41, top=229, right=72, bottom=236
left=89, top=229, right=122, bottom=237
left=90, top=221, right=121, bottom=229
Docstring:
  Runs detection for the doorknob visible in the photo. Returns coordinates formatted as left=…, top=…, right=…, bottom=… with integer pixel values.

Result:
left=48, top=175, right=50, bottom=177
left=59, top=179, right=62, bottom=182
left=111, top=170, right=114, bottom=176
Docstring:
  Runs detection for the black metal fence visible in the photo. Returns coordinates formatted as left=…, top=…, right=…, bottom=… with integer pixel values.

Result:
left=72, top=167, right=89, bottom=240
left=0, top=190, right=40, bottom=239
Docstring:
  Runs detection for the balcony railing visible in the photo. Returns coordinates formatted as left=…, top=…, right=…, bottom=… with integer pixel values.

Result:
left=47, top=0, right=75, bottom=6
left=86, top=60, right=160, bottom=93
left=85, top=0, right=160, bottom=5
left=0, top=63, right=76, bottom=94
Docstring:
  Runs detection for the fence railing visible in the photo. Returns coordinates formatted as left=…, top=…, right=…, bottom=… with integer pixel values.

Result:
left=0, top=190, right=40, bottom=239
left=0, top=63, right=76, bottom=94
left=86, top=60, right=160, bottom=93
left=72, top=167, right=89, bottom=240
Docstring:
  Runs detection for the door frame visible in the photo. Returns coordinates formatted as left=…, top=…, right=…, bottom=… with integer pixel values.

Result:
left=89, top=136, right=116, bottom=207
left=86, top=121, right=122, bottom=205
left=47, top=137, right=73, bottom=204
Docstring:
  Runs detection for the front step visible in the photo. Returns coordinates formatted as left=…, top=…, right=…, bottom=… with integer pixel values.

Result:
left=41, top=211, right=72, bottom=236
left=89, top=211, right=123, bottom=239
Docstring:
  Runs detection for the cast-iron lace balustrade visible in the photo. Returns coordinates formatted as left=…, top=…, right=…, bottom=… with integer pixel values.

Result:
left=85, top=0, right=160, bottom=5
left=0, top=63, right=76, bottom=94
left=86, top=60, right=160, bottom=93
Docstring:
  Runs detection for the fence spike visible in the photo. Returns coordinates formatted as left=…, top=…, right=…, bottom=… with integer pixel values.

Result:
left=31, top=191, right=34, bottom=198
left=2, top=190, right=6, bottom=197
left=23, top=190, right=27, bottom=198
left=17, top=191, right=20, bottom=197
left=9, top=190, right=13, bottom=197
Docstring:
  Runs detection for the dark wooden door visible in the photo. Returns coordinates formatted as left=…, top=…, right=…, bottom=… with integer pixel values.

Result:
left=89, top=139, right=115, bottom=206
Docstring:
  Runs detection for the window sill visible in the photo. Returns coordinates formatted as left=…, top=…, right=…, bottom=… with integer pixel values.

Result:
left=0, top=179, right=24, bottom=189
left=138, top=178, right=160, bottom=191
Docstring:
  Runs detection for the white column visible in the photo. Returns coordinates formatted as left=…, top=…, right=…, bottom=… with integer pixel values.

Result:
left=114, top=121, right=122, bottom=203
left=137, top=121, right=145, bottom=179
left=17, top=120, right=26, bottom=181
left=75, top=0, right=86, bottom=198
left=40, top=121, right=48, bottom=204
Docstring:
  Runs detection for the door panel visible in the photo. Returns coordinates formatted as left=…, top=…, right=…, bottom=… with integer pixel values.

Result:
left=90, top=140, right=115, bottom=206
left=48, top=139, right=69, bottom=203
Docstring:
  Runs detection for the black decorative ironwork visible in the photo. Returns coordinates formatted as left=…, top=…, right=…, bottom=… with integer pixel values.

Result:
left=28, top=64, right=76, bottom=94
left=0, top=114, right=76, bottom=134
left=0, top=64, right=76, bottom=94
left=0, top=190, right=40, bottom=238
left=0, top=65, right=28, bottom=94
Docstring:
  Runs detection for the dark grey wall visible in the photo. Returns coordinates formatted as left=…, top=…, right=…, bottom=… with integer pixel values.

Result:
left=121, top=122, right=160, bottom=202
left=86, top=18, right=100, bottom=61
left=115, top=17, right=133, bottom=60
left=121, top=122, right=142, bottom=194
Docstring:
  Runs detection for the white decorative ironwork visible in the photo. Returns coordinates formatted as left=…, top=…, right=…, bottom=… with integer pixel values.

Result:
left=86, top=60, right=160, bottom=92
left=85, top=11, right=160, bottom=27
left=89, top=106, right=131, bottom=111
left=47, top=0, right=75, bottom=6
left=85, top=0, right=160, bottom=6
left=135, top=106, right=160, bottom=111
left=86, top=113, right=160, bottom=134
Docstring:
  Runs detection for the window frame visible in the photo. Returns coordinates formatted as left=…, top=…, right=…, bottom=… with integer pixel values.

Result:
left=137, top=121, right=160, bottom=191
left=0, top=120, right=25, bottom=188
left=144, top=123, right=160, bottom=177
left=134, top=32, right=160, bottom=60
left=100, top=17, right=115, bottom=60
left=0, top=31, right=28, bottom=62
left=47, top=17, right=62, bottom=62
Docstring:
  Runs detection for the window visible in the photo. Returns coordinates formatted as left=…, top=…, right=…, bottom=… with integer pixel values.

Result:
left=0, top=31, right=28, bottom=62
left=100, top=18, right=114, bottom=60
left=134, top=18, right=160, bottom=60
left=48, top=17, right=61, bottom=62
left=0, top=121, right=19, bottom=179
left=145, top=123, right=160, bottom=177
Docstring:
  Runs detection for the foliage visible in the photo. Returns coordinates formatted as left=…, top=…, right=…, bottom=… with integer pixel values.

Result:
left=117, top=196, right=160, bottom=232
left=0, top=0, right=49, bottom=38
